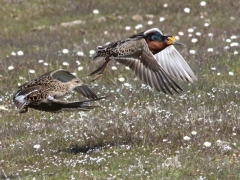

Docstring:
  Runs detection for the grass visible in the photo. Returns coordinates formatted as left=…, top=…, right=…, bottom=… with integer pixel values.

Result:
left=0, top=0, right=240, bottom=179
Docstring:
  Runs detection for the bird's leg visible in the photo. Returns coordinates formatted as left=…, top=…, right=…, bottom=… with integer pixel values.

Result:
left=90, top=57, right=111, bottom=82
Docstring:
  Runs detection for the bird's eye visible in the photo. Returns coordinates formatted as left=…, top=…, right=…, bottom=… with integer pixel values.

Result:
left=75, top=80, right=80, bottom=83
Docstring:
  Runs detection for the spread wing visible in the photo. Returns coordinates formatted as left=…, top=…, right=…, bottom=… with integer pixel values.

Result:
left=155, top=46, right=197, bottom=82
left=114, top=39, right=182, bottom=94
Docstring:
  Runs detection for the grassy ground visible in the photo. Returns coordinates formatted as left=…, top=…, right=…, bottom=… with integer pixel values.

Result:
left=0, top=0, right=240, bottom=179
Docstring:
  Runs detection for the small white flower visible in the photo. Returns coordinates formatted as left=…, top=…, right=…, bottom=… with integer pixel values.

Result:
left=226, top=39, right=231, bottom=43
left=18, top=82, right=21, bottom=86
left=159, top=17, right=165, bottom=22
left=62, top=49, right=69, bottom=54
left=77, top=51, right=84, bottom=56
left=217, top=72, right=221, bottom=76
left=188, top=28, right=194, bottom=33
left=175, top=36, right=180, bottom=40
left=230, top=35, right=237, bottom=39
left=200, top=1, right=206, bottom=6
left=189, top=50, right=196, bottom=54
left=125, top=26, right=131, bottom=31
left=111, top=66, right=117, bottom=70
left=183, top=136, right=191, bottom=141
left=29, top=70, right=35, bottom=74
left=8, top=65, right=14, bottom=70
left=89, top=50, right=95, bottom=55
left=78, top=66, right=83, bottom=71
left=211, top=67, right=216, bottom=71
left=224, top=46, right=230, bottom=50
left=118, top=77, right=125, bottom=82
left=191, top=38, right=198, bottom=43
left=178, top=32, right=184, bottom=36
left=11, top=52, right=16, bottom=56
left=208, top=33, right=214, bottom=37
left=43, top=62, right=49, bottom=66
left=93, top=9, right=99, bottom=14
left=207, top=48, right=214, bottom=52
left=229, top=71, right=234, bottom=76
left=230, top=42, right=239, bottom=47
left=163, top=3, right=168, bottom=8
left=234, top=51, right=238, bottom=55
left=17, top=51, right=24, bottom=56
left=124, top=83, right=131, bottom=87
left=125, top=67, right=130, bottom=70
left=204, top=23, right=210, bottom=27
left=184, top=7, right=190, bottom=13
left=147, top=21, right=153, bottom=25
left=135, top=24, right=143, bottom=30
left=38, top=59, right=44, bottom=63
left=196, top=32, right=201, bottom=36
left=191, top=131, right=197, bottom=135
left=63, top=62, right=69, bottom=66
left=203, top=142, right=211, bottom=147
left=33, top=144, right=40, bottom=149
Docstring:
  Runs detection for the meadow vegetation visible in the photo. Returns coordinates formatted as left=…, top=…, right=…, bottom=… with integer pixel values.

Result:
left=0, top=0, right=240, bottom=179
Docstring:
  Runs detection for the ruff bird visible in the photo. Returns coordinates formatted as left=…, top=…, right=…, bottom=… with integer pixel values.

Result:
left=90, top=28, right=197, bottom=94
left=13, top=69, right=103, bottom=113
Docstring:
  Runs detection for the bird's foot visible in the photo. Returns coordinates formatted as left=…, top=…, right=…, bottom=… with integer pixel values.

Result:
left=91, top=74, right=102, bottom=82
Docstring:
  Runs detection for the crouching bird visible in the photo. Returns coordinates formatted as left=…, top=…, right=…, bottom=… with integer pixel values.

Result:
left=13, top=69, right=104, bottom=113
left=90, top=28, right=197, bottom=94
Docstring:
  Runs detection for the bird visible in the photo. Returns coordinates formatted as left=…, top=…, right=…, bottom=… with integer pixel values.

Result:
left=90, top=28, right=197, bottom=94
left=13, top=69, right=103, bottom=113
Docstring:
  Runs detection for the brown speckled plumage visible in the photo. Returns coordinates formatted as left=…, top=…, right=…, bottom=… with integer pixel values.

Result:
left=13, top=69, right=102, bottom=113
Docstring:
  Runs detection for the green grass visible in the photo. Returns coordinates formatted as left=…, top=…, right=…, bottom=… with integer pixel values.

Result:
left=0, top=0, right=240, bottom=179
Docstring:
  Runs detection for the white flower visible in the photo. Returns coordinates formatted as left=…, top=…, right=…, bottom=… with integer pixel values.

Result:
left=11, top=52, right=16, bottom=56
left=196, top=32, right=201, bottom=36
left=77, top=51, right=84, bottom=56
left=178, top=32, right=184, bottom=36
left=89, top=50, right=95, bottom=55
left=184, top=7, right=190, bottom=13
left=118, top=77, right=125, bottom=82
left=125, top=26, right=131, bottom=31
left=38, top=59, right=44, bottom=63
left=211, top=67, right=216, bottom=71
left=229, top=72, right=234, bottom=76
left=163, top=3, right=168, bottom=8
left=183, top=136, right=191, bottom=141
left=203, top=142, right=211, bottom=147
left=78, top=66, right=83, bottom=71
left=62, top=49, right=69, bottom=54
left=188, top=28, right=194, bottom=33
left=230, top=35, right=237, bottom=39
left=63, top=62, right=69, bottom=66
left=159, top=17, right=165, bottom=22
left=125, top=67, right=130, bottom=70
left=147, top=21, right=153, bottom=25
left=43, top=62, right=49, bottom=66
left=93, top=9, right=99, bottom=14
left=189, top=50, right=196, bottom=54
left=204, top=23, right=210, bottom=27
left=200, top=1, right=206, bottom=6
left=33, top=144, right=40, bottom=149
left=175, top=36, right=180, bottom=40
left=226, top=39, right=231, bottom=43
left=230, top=42, right=239, bottom=47
left=207, top=48, right=214, bottom=52
left=29, top=70, right=35, bottom=74
left=191, top=38, right=198, bottom=43
left=234, top=51, right=238, bottom=55
left=124, top=83, right=131, bottom=87
left=135, top=24, right=143, bottom=30
left=17, top=51, right=24, bottom=56
left=8, top=65, right=14, bottom=70
left=111, top=66, right=117, bottom=70
left=191, top=131, right=197, bottom=135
